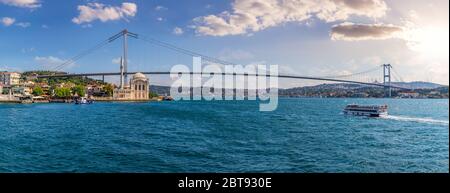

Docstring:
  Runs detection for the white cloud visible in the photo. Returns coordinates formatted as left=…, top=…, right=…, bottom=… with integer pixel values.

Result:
left=1, top=17, right=31, bottom=28
left=218, top=49, right=254, bottom=61
left=35, top=56, right=68, bottom=69
left=112, top=57, right=130, bottom=65
left=81, top=24, right=93, bottom=28
left=72, top=2, right=137, bottom=24
left=21, top=47, right=35, bottom=53
left=1, top=17, right=15, bottom=26
left=15, top=22, right=31, bottom=28
left=156, top=17, right=163, bottom=21
left=155, top=5, right=167, bottom=11
left=35, top=56, right=64, bottom=65
left=0, top=0, right=41, bottom=8
left=173, top=27, right=184, bottom=35
left=112, top=57, right=121, bottom=64
left=193, top=0, right=388, bottom=36
left=0, top=65, right=22, bottom=72
left=331, top=22, right=403, bottom=41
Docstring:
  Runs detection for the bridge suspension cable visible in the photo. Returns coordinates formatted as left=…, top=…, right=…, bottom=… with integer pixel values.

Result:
left=319, top=65, right=381, bottom=80
left=50, top=29, right=386, bottom=84
left=136, top=34, right=388, bottom=83
left=44, top=30, right=411, bottom=92
left=50, top=39, right=111, bottom=72
left=49, top=30, right=138, bottom=73
left=391, top=66, right=404, bottom=82
left=136, top=34, right=242, bottom=67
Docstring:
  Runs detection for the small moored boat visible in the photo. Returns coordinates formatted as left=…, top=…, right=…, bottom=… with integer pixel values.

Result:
left=343, top=104, right=388, bottom=117
left=162, top=96, right=174, bottom=101
left=75, top=97, right=94, bottom=105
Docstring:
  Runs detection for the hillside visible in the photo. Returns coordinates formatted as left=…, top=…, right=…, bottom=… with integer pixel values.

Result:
left=23, top=71, right=106, bottom=86
left=391, top=81, right=444, bottom=89
left=150, top=82, right=449, bottom=99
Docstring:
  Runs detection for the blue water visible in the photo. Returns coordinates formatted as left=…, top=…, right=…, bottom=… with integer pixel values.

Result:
left=0, top=98, right=448, bottom=173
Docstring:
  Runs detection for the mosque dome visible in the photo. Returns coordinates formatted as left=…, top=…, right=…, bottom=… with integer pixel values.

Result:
left=133, top=72, right=147, bottom=80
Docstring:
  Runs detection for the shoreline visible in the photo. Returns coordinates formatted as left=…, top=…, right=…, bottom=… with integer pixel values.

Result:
left=0, top=100, right=22, bottom=104
left=1, top=97, right=448, bottom=104
left=0, top=98, right=162, bottom=104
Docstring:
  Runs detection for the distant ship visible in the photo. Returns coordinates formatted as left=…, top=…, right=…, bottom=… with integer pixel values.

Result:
left=343, top=104, right=388, bottom=117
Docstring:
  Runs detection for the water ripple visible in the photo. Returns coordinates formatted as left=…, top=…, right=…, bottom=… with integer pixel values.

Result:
left=0, top=99, right=448, bottom=172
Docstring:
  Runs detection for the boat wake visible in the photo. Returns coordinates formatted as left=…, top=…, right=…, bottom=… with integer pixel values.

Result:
left=382, top=115, right=449, bottom=125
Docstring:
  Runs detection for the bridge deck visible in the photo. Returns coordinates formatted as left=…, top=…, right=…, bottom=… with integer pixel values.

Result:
left=36, top=72, right=404, bottom=89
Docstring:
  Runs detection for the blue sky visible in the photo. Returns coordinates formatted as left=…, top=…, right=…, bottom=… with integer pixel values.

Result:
left=0, top=0, right=448, bottom=86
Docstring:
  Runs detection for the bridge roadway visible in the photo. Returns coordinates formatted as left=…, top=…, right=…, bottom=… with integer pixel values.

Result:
left=36, top=72, right=405, bottom=89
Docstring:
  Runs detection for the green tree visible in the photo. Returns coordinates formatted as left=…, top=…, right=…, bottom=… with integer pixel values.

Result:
left=32, top=86, right=44, bottom=96
left=54, top=87, right=72, bottom=99
left=72, top=85, right=86, bottom=97
left=149, top=92, right=159, bottom=98
left=103, top=84, right=114, bottom=97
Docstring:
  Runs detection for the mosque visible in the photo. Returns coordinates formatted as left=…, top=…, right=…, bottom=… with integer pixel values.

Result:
left=113, top=72, right=150, bottom=100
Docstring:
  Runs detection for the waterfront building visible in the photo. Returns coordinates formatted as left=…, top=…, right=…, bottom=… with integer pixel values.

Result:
left=0, top=83, right=14, bottom=100
left=429, top=91, right=440, bottom=95
left=55, top=82, right=75, bottom=88
left=87, top=84, right=106, bottom=97
left=24, top=81, right=35, bottom=87
left=113, top=72, right=149, bottom=100
left=0, top=72, right=21, bottom=86
left=10, top=87, right=31, bottom=96
left=399, top=91, right=420, bottom=98
left=353, top=92, right=370, bottom=98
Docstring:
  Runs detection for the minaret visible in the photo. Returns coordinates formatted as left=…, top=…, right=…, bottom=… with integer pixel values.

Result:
left=120, top=57, right=124, bottom=89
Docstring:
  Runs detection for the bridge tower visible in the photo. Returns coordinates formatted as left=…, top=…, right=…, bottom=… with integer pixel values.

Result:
left=383, top=64, right=392, bottom=98
left=107, top=29, right=137, bottom=89
left=123, top=29, right=129, bottom=86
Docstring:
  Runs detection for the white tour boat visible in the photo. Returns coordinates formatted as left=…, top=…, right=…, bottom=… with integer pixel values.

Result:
left=343, top=104, right=388, bottom=117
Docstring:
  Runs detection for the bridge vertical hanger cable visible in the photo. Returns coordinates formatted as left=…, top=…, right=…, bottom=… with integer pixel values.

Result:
left=391, top=67, right=413, bottom=90
left=391, top=67, right=404, bottom=82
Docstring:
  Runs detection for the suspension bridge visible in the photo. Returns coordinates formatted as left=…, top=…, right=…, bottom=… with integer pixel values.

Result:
left=36, top=30, right=410, bottom=97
